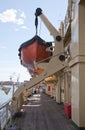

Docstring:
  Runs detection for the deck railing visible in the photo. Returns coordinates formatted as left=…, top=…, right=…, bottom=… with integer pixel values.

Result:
left=0, top=100, right=11, bottom=130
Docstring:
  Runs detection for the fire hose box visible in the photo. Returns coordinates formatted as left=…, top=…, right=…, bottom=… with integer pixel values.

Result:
left=64, top=103, right=71, bottom=118
left=48, top=86, right=50, bottom=91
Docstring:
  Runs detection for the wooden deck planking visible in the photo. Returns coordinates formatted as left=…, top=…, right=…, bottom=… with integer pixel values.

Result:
left=14, top=93, right=76, bottom=130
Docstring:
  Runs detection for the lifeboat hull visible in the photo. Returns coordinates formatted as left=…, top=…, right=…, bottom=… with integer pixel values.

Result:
left=18, top=35, right=52, bottom=74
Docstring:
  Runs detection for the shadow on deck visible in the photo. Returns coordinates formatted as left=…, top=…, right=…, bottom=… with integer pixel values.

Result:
left=13, top=93, right=76, bottom=130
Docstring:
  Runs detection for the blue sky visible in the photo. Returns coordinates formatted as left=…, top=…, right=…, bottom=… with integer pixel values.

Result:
left=0, top=0, right=68, bottom=82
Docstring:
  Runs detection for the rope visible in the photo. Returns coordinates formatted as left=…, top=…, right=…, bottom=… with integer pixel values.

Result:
left=35, top=16, right=38, bottom=35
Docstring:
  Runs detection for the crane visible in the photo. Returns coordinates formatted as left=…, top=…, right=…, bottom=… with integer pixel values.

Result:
left=13, top=8, right=67, bottom=111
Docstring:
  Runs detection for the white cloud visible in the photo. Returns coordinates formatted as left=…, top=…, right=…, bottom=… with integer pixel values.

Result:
left=14, top=28, right=19, bottom=31
left=19, top=10, right=26, bottom=18
left=15, top=18, right=24, bottom=25
left=14, top=25, right=29, bottom=31
left=0, top=45, right=7, bottom=49
left=21, top=25, right=28, bottom=30
left=0, top=9, right=26, bottom=25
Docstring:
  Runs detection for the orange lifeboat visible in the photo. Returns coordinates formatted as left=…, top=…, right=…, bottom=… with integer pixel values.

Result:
left=18, top=35, right=52, bottom=75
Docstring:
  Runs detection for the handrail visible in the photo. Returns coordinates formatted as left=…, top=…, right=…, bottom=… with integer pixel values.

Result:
left=0, top=99, right=11, bottom=110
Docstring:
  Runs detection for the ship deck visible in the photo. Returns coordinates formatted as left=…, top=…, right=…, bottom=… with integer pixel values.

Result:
left=14, top=93, right=76, bottom=130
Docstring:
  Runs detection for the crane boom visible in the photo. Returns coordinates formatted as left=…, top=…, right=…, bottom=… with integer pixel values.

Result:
left=35, top=8, right=59, bottom=39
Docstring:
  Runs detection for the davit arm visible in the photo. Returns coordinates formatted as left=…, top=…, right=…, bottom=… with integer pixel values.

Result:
left=13, top=8, right=67, bottom=107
